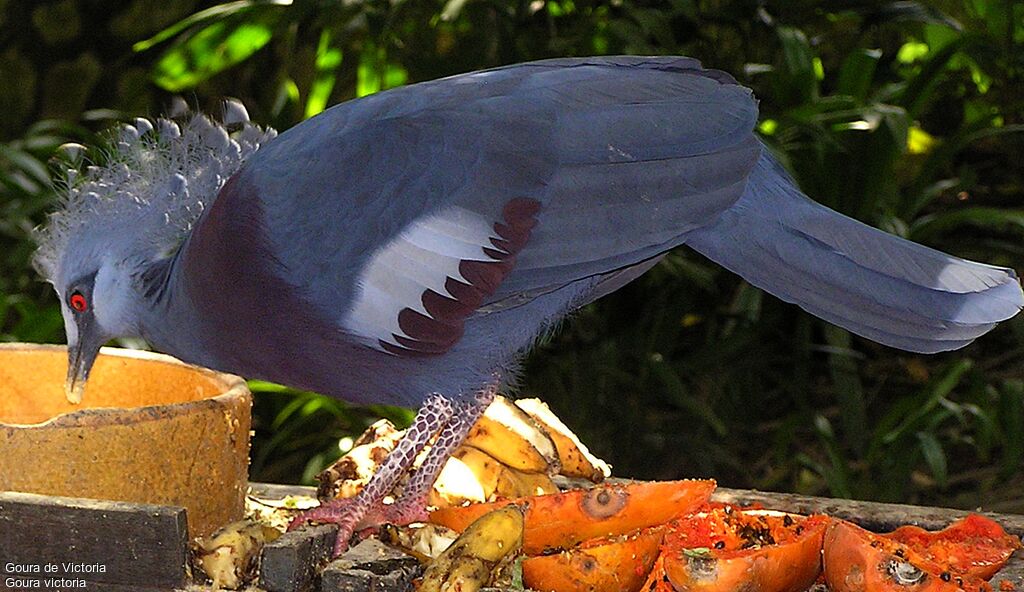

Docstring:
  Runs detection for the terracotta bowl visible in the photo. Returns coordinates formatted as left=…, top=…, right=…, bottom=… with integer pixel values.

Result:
left=0, top=343, right=251, bottom=537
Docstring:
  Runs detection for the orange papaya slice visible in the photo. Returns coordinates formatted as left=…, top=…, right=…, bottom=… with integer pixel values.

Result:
left=522, top=525, right=664, bottom=592
left=429, top=479, right=715, bottom=555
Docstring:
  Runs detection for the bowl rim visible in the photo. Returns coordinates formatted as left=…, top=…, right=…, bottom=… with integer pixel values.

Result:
left=0, top=343, right=251, bottom=429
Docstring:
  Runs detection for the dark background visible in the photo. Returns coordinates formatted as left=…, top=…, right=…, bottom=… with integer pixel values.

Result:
left=2, top=0, right=1022, bottom=512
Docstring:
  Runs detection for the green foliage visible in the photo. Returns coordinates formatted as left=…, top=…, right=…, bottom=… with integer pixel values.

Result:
left=1, top=0, right=1022, bottom=510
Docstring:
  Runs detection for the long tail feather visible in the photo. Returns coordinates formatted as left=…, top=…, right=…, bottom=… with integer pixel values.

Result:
left=685, top=152, right=1023, bottom=353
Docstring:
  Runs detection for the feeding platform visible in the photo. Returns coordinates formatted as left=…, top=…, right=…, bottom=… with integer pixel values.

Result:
left=0, top=344, right=1020, bottom=591
left=0, top=483, right=1021, bottom=591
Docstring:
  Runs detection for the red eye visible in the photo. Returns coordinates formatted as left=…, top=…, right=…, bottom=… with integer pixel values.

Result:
left=69, top=292, right=88, bottom=313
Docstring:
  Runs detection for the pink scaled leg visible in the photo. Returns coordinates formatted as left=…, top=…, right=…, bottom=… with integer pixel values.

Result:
left=367, top=388, right=496, bottom=527
left=289, top=393, right=454, bottom=556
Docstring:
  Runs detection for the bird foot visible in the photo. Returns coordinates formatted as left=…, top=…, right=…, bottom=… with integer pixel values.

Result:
left=288, top=495, right=430, bottom=556
left=363, top=495, right=430, bottom=527
left=287, top=497, right=364, bottom=555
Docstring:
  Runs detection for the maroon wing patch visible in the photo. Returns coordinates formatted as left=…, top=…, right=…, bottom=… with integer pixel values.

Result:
left=380, top=198, right=541, bottom=357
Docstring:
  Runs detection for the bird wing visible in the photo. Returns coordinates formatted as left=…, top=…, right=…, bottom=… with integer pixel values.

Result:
left=245, top=57, right=760, bottom=355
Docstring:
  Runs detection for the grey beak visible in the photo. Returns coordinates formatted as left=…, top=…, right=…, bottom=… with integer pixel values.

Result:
left=65, top=335, right=102, bottom=404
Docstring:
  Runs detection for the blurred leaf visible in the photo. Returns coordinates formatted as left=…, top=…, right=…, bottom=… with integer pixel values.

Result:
left=906, top=125, right=936, bottom=154
left=999, top=380, right=1024, bottom=478
left=837, top=48, right=882, bottom=101
left=773, top=26, right=818, bottom=107
left=916, top=431, right=948, bottom=487
left=898, top=36, right=965, bottom=117
left=812, top=415, right=853, bottom=498
left=152, top=18, right=278, bottom=91
left=824, top=325, right=867, bottom=454
left=133, top=0, right=292, bottom=52
left=897, top=40, right=930, bottom=64
left=865, top=2, right=961, bottom=29
left=305, top=31, right=343, bottom=118
left=910, top=207, right=1024, bottom=243
left=881, top=359, right=973, bottom=446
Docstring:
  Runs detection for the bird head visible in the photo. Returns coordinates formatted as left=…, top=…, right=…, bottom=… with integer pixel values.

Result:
left=33, top=100, right=276, bottom=403
left=50, top=256, right=136, bottom=404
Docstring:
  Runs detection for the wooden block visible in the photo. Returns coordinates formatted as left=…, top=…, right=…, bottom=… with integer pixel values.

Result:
left=259, top=524, right=338, bottom=592
left=320, top=539, right=421, bottom=592
left=0, top=491, right=188, bottom=590
left=712, top=487, right=1024, bottom=535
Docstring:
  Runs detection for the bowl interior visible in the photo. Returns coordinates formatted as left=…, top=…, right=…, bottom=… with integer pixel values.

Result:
left=0, top=345, right=231, bottom=425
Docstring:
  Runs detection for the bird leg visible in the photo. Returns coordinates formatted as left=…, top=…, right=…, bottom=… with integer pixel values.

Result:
left=288, top=393, right=454, bottom=555
left=367, top=387, right=496, bottom=527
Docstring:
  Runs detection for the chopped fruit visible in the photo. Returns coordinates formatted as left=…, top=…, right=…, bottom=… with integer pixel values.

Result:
left=660, top=509, right=829, bottom=592
left=463, top=395, right=561, bottom=475
left=824, top=520, right=992, bottom=592
left=886, top=515, right=1021, bottom=581
left=430, top=479, right=715, bottom=555
left=515, top=398, right=612, bottom=482
left=419, top=505, right=525, bottom=592
left=522, top=525, right=664, bottom=592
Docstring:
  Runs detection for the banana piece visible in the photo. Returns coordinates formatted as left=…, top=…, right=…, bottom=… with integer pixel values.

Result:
left=316, top=419, right=404, bottom=499
left=493, top=464, right=559, bottom=499
left=420, top=505, right=525, bottom=592
left=464, top=396, right=560, bottom=474
left=194, top=519, right=281, bottom=589
left=515, top=397, right=612, bottom=482
left=430, top=445, right=504, bottom=506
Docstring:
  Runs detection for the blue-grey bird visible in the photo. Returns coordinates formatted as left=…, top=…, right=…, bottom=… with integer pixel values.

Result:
left=34, top=56, right=1023, bottom=554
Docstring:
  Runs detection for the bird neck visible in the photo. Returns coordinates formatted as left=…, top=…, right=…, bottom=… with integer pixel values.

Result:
left=134, top=249, right=219, bottom=369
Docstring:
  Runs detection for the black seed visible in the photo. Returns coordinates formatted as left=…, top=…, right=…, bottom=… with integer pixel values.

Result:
left=714, top=541, right=726, bottom=549
left=941, top=572, right=951, bottom=582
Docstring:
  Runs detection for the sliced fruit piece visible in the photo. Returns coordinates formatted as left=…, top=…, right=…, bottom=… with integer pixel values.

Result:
left=316, top=419, right=403, bottom=499
left=419, top=505, right=525, bottom=592
left=493, top=464, right=559, bottom=498
left=886, top=515, right=1021, bottom=581
left=824, top=520, right=988, bottom=592
left=641, top=554, right=675, bottom=592
left=662, top=509, right=829, bottom=592
left=522, top=525, right=664, bottom=592
left=515, top=397, right=612, bottom=482
left=194, top=519, right=281, bottom=589
left=429, top=445, right=559, bottom=507
left=429, top=445, right=505, bottom=507
left=429, top=479, right=716, bottom=555
left=464, top=395, right=561, bottom=474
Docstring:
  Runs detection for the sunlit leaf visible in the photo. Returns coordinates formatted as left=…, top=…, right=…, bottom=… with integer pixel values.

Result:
left=305, top=31, right=343, bottom=119
left=906, top=126, right=936, bottom=154
left=899, top=36, right=964, bottom=117
left=152, top=19, right=277, bottom=91
left=441, top=0, right=471, bottom=21
left=897, top=40, right=930, bottom=64
left=133, top=0, right=292, bottom=52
